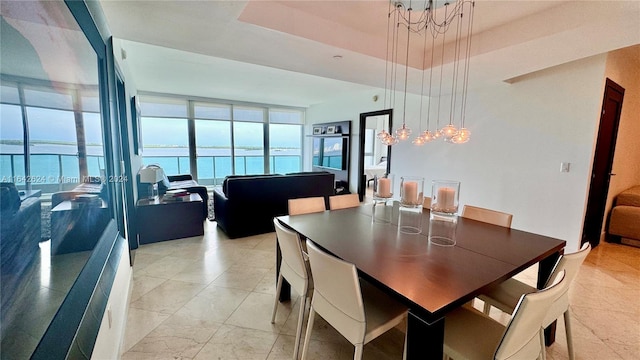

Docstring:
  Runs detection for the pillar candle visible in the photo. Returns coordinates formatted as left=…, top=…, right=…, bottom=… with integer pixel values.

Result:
left=378, top=178, right=391, bottom=198
left=437, top=187, right=456, bottom=212
left=402, top=181, right=418, bottom=204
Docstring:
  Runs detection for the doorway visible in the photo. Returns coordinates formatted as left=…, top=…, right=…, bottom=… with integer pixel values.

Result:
left=582, top=78, right=625, bottom=247
left=357, top=109, right=393, bottom=202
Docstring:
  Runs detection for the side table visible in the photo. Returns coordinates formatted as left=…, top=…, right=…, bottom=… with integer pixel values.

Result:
left=136, top=193, right=204, bottom=244
left=51, top=199, right=110, bottom=255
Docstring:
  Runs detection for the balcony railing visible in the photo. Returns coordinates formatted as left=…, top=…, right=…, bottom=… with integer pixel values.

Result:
left=1, top=153, right=104, bottom=193
left=142, top=155, right=301, bottom=185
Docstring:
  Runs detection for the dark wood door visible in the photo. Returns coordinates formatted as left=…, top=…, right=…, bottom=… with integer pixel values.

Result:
left=582, top=79, right=624, bottom=247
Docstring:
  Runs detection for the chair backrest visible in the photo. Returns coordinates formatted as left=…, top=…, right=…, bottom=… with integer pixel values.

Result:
left=461, top=205, right=513, bottom=228
left=495, top=271, right=568, bottom=360
left=273, top=219, right=309, bottom=294
left=288, top=196, right=326, bottom=215
left=541, top=242, right=591, bottom=326
left=423, top=197, right=432, bottom=209
left=306, top=240, right=365, bottom=323
left=329, top=194, right=360, bottom=210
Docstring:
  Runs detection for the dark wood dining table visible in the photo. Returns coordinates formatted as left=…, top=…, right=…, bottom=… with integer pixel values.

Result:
left=276, top=205, right=566, bottom=359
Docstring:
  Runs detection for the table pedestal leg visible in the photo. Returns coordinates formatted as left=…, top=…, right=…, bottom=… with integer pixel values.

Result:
left=538, top=250, right=562, bottom=345
left=406, top=311, right=444, bottom=359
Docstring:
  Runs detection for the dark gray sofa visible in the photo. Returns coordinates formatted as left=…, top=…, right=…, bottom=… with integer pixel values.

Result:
left=213, top=172, right=335, bottom=238
left=1, top=183, right=41, bottom=333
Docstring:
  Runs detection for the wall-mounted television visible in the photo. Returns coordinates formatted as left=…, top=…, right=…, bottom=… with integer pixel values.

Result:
left=312, top=136, right=348, bottom=171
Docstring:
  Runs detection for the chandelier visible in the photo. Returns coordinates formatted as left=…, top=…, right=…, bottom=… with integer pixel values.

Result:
left=378, top=0, right=475, bottom=146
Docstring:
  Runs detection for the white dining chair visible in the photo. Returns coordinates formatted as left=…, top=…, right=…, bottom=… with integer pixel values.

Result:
left=329, top=193, right=360, bottom=210
left=272, top=219, right=312, bottom=360
left=289, top=196, right=326, bottom=215
left=461, top=205, right=513, bottom=228
left=301, top=240, right=407, bottom=360
left=478, top=242, right=591, bottom=360
left=444, top=270, right=568, bottom=360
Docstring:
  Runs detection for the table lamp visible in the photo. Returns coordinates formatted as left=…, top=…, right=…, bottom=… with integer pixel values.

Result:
left=139, top=167, right=164, bottom=199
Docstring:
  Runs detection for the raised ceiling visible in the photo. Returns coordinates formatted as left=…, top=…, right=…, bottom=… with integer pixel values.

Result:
left=100, top=0, right=640, bottom=107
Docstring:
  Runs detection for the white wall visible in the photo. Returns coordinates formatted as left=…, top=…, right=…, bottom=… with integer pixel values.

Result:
left=307, top=55, right=608, bottom=251
left=91, top=248, right=132, bottom=359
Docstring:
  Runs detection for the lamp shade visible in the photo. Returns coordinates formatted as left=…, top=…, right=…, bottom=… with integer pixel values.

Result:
left=139, top=167, right=164, bottom=184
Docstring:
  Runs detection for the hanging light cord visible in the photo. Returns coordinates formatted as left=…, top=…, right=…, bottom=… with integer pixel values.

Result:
left=401, top=7, right=412, bottom=128
left=460, top=1, right=475, bottom=129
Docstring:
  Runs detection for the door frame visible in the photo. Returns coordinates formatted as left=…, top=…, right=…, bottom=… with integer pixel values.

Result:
left=581, top=78, right=625, bottom=247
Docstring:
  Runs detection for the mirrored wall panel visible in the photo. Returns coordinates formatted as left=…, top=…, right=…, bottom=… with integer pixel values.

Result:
left=1, top=2, right=110, bottom=357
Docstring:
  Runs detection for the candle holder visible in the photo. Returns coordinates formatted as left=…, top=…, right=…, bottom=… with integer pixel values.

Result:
left=372, top=198, right=392, bottom=224
left=431, top=180, right=460, bottom=215
left=399, top=176, right=424, bottom=234
left=400, top=176, right=424, bottom=208
left=428, top=212, right=457, bottom=246
left=373, top=174, right=394, bottom=200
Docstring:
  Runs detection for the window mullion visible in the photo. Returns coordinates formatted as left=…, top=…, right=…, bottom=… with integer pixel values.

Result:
left=187, top=100, right=197, bottom=180
left=263, top=108, right=269, bottom=174
left=18, top=85, right=31, bottom=190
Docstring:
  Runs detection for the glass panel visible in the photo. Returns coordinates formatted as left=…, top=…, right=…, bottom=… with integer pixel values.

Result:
left=0, top=104, right=24, bottom=184
left=1, top=84, right=20, bottom=104
left=269, top=108, right=304, bottom=124
left=141, top=117, right=189, bottom=175
left=83, top=112, right=104, bottom=176
left=194, top=102, right=231, bottom=120
left=233, top=106, right=263, bottom=122
left=195, top=119, right=230, bottom=184
left=269, top=123, right=301, bottom=174
left=0, top=1, right=109, bottom=357
left=233, top=121, right=264, bottom=175
left=81, top=91, right=100, bottom=113
left=139, top=96, right=187, bottom=118
left=23, top=86, right=74, bottom=110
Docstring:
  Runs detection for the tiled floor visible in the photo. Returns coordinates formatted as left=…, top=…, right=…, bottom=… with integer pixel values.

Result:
left=122, top=221, right=640, bottom=359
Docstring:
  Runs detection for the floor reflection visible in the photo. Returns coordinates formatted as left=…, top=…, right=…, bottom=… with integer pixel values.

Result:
left=1, top=240, right=90, bottom=359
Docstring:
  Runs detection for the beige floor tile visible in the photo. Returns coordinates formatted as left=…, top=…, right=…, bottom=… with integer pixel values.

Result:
left=212, top=264, right=271, bottom=291
left=122, top=308, right=171, bottom=353
left=235, top=248, right=276, bottom=269
left=129, top=280, right=206, bottom=314
left=135, top=255, right=196, bottom=279
left=253, top=270, right=278, bottom=295
left=192, top=324, right=279, bottom=360
left=170, top=257, right=232, bottom=284
left=129, top=275, right=167, bottom=303
left=124, top=312, right=220, bottom=359
left=571, top=305, right=640, bottom=347
left=174, top=285, right=250, bottom=325
left=225, top=292, right=292, bottom=333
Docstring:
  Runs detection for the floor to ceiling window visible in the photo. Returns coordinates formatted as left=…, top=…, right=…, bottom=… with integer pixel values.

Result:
left=139, top=95, right=304, bottom=185
left=195, top=102, right=232, bottom=184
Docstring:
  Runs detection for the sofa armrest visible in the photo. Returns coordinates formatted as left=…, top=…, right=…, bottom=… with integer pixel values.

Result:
left=167, top=174, right=193, bottom=182
left=213, top=187, right=233, bottom=234
left=609, top=205, right=640, bottom=241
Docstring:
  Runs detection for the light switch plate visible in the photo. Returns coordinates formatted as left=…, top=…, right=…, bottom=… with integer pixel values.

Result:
left=560, top=162, right=571, bottom=173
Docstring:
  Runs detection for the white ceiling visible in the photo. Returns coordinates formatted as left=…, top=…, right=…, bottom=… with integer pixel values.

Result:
left=99, top=0, right=640, bottom=107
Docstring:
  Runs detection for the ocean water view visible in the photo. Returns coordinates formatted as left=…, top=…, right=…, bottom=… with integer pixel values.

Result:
left=1, top=143, right=301, bottom=188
